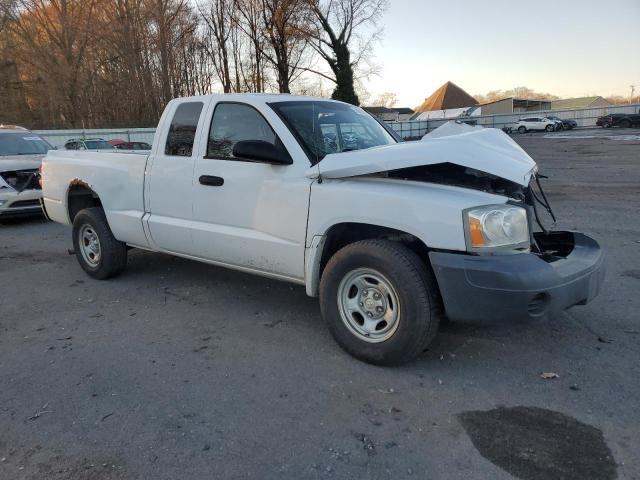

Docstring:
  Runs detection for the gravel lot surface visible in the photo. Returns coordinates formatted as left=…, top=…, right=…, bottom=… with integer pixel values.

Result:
left=1, top=128, right=639, bottom=479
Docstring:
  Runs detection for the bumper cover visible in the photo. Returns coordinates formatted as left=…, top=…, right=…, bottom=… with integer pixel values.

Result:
left=0, top=189, right=43, bottom=217
left=429, top=232, right=604, bottom=322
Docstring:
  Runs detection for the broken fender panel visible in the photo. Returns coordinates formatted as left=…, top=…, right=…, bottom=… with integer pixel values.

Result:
left=306, top=123, right=537, bottom=187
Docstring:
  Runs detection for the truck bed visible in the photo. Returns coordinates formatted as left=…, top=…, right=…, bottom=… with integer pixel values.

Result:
left=42, top=149, right=151, bottom=247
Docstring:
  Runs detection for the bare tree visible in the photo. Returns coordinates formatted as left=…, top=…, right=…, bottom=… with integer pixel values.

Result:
left=303, top=0, right=387, bottom=105
left=257, top=0, right=310, bottom=93
left=371, top=91, right=397, bottom=107
left=474, top=86, right=560, bottom=104
left=199, top=0, right=235, bottom=92
left=8, top=0, right=103, bottom=126
left=236, top=0, right=265, bottom=92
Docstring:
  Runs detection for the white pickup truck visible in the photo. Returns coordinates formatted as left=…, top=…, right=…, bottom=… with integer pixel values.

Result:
left=40, top=94, right=604, bottom=365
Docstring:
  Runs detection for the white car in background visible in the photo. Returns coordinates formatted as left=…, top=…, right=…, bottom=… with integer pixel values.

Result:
left=512, top=117, right=558, bottom=133
left=0, top=126, right=52, bottom=218
left=64, top=138, right=115, bottom=150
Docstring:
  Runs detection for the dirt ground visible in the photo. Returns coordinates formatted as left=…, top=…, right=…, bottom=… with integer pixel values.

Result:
left=1, top=128, right=639, bottom=479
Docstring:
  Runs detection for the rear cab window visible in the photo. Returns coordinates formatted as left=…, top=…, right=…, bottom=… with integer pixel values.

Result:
left=165, top=102, right=204, bottom=157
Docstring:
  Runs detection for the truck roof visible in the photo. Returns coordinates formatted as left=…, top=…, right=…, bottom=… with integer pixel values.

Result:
left=171, top=93, right=343, bottom=106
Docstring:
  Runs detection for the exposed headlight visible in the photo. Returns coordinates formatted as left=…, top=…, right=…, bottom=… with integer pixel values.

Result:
left=465, top=205, right=529, bottom=250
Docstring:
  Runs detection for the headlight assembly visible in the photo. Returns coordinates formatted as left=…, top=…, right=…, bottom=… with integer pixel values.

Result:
left=464, top=205, right=529, bottom=251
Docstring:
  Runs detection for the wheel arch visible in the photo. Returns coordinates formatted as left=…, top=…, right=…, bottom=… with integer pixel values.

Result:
left=305, top=221, right=432, bottom=297
left=67, top=179, right=103, bottom=223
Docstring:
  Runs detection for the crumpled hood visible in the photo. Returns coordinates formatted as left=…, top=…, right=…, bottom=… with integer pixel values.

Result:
left=0, top=154, right=44, bottom=172
left=306, top=123, right=537, bottom=186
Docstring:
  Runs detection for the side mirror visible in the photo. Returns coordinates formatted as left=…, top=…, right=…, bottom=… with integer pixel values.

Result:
left=232, top=140, right=292, bottom=165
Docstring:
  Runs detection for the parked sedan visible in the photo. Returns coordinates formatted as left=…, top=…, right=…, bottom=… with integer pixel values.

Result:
left=0, top=126, right=52, bottom=218
left=511, top=117, right=558, bottom=133
left=547, top=115, right=578, bottom=130
left=596, top=113, right=640, bottom=128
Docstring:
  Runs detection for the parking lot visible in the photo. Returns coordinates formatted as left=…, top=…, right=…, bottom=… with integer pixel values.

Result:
left=1, top=129, right=639, bottom=480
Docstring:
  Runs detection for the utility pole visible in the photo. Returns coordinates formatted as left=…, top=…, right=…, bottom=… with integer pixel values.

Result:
left=631, top=85, right=635, bottom=104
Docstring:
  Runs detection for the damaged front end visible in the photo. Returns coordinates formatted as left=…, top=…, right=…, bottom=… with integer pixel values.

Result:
left=1, top=169, right=41, bottom=193
left=312, top=121, right=604, bottom=320
left=0, top=168, right=43, bottom=217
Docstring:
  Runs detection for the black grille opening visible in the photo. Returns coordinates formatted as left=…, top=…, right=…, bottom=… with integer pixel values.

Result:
left=10, top=199, right=41, bottom=208
left=0, top=169, right=41, bottom=191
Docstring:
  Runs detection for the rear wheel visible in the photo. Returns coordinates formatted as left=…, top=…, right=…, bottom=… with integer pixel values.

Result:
left=72, top=207, right=127, bottom=279
left=518, top=126, right=527, bottom=134
left=320, top=240, right=442, bottom=366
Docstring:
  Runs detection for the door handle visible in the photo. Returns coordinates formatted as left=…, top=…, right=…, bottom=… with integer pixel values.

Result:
left=199, top=175, right=224, bottom=187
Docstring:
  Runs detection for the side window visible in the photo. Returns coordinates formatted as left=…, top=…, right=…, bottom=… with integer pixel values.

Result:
left=207, top=103, right=277, bottom=159
left=165, top=102, right=203, bottom=157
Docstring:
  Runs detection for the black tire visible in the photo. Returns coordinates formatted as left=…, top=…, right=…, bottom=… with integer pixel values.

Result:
left=545, top=124, right=555, bottom=132
left=619, top=119, right=631, bottom=128
left=72, top=207, right=127, bottom=279
left=518, top=126, right=527, bottom=134
left=319, top=239, right=442, bottom=366
left=602, top=122, right=611, bottom=129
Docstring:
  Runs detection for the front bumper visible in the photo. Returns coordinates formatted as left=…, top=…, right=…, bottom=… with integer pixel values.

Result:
left=0, top=188, right=43, bottom=217
left=429, top=232, right=604, bottom=322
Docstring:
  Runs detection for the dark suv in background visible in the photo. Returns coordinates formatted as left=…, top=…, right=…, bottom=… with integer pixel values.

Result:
left=596, top=113, right=640, bottom=128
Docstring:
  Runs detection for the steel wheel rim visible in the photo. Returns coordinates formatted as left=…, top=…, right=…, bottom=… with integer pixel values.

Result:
left=79, top=224, right=101, bottom=267
left=337, top=268, right=400, bottom=343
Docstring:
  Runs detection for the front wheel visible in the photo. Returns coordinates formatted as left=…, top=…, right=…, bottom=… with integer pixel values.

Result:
left=545, top=124, right=555, bottom=132
left=72, top=207, right=127, bottom=279
left=602, top=122, right=611, bottom=128
left=319, top=240, right=442, bottom=366
left=619, top=119, right=631, bottom=128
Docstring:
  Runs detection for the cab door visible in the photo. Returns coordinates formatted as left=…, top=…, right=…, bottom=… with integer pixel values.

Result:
left=190, top=101, right=311, bottom=281
left=145, top=100, right=206, bottom=254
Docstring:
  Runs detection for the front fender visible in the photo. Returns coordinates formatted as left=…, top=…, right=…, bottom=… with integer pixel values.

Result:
left=303, top=177, right=509, bottom=296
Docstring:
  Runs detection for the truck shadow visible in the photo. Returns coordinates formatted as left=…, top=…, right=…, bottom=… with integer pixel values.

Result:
left=0, top=214, right=47, bottom=227
left=124, top=248, right=600, bottom=364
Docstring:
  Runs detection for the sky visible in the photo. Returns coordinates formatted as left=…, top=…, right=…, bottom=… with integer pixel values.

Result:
left=364, top=0, right=640, bottom=107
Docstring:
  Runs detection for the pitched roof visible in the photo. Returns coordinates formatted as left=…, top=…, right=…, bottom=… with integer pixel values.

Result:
left=415, top=82, right=478, bottom=112
left=551, top=96, right=609, bottom=109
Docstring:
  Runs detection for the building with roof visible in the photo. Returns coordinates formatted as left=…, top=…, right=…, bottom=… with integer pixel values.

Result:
left=415, top=82, right=478, bottom=113
left=551, top=96, right=609, bottom=110
left=362, top=106, right=415, bottom=121
left=480, top=97, right=552, bottom=115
